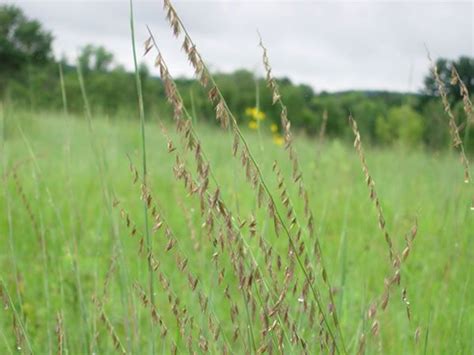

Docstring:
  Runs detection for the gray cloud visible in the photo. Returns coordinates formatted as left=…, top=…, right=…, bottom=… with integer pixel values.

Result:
left=5, top=0, right=474, bottom=92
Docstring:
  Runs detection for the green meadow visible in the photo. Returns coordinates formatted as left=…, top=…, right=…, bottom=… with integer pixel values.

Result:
left=1, top=109, right=472, bottom=354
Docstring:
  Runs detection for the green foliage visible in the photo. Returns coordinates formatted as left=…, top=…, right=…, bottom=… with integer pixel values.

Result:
left=0, top=5, right=53, bottom=76
left=4, top=58, right=470, bottom=150
left=1, top=4, right=474, bottom=151
left=77, top=44, right=114, bottom=73
left=376, top=105, right=425, bottom=147
left=1, top=112, right=472, bottom=353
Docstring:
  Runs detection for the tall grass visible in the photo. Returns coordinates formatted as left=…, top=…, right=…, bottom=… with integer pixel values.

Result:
left=0, top=1, right=472, bottom=354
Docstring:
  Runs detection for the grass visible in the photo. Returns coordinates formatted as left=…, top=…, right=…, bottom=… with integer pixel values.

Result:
left=0, top=109, right=472, bottom=354
left=0, top=1, right=472, bottom=353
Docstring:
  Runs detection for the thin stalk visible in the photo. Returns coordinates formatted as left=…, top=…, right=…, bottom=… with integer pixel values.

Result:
left=130, top=1, right=155, bottom=353
left=27, top=60, right=35, bottom=112
left=189, top=88, right=198, bottom=124
left=423, top=311, right=432, bottom=355
left=13, top=115, right=91, bottom=352
left=16, top=122, right=54, bottom=354
left=255, top=73, right=264, bottom=152
left=58, top=62, right=69, bottom=116
left=455, top=274, right=470, bottom=351
left=57, top=266, right=68, bottom=353
left=337, top=191, right=351, bottom=319
left=39, top=214, right=53, bottom=354
left=463, top=121, right=471, bottom=149
left=76, top=57, right=134, bottom=354
left=1, top=104, right=25, bottom=319
left=0, top=278, right=33, bottom=354
left=57, top=56, right=71, bottom=355
left=0, top=326, right=14, bottom=355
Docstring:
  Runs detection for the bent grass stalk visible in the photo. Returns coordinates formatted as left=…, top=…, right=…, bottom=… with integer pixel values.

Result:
left=157, top=2, right=341, bottom=350
left=428, top=53, right=470, bottom=183
left=146, top=29, right=310, bottom=351
left=450, top=66, right=474, bottom=209
left=147, top=33, right=290, bottom=350
left=125, top=157, right=233, bottom=352
left=451, top=66, right=473, bottom=145
left=0, top=278, right=33, bottom=353
left=349, top=113, right=418, bottom=350
left=258, top=35, right=347, bottom=351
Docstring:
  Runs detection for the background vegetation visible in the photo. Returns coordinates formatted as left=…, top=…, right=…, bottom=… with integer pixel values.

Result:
left=1, top=5, right=473, bottom=150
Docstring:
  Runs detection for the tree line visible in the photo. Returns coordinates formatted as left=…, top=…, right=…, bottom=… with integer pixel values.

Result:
left=1, top=4, right=473, bottom=150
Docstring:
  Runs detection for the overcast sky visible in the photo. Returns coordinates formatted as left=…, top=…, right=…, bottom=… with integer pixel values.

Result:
left=6, top=0, right=474, bottom=92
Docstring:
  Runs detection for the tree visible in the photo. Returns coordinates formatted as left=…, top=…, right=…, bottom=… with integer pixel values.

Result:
left=0, top=5, right=53, bottom=74
left=78, top=44, right=114, bottom=72
left=423, top=56, right=474, bottom=102
left=376, top=105, right=424, bottom=147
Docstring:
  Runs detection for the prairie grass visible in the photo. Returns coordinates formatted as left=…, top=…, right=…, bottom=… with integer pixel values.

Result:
left=0, top=1, right=473, bottom=354
left=1, top=109, right=473, bottom=353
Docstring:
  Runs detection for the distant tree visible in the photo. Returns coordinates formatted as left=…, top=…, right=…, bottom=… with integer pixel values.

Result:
left=376, top=105, right=424, bottom=147
left=423, top=56, right=474, bottom=102
left=78, top=44, right=114, bottom=72
left=0, top=5, right=53, bottom=74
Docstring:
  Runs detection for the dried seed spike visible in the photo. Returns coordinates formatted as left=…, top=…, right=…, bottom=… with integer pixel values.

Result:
left=357, top=333, right=366, bottom=355
left=144, top=36, right=153, bottom=56
left=167, top=140, right=176, bottom=153
left=402, top=288, right=411, bottom=320
left=112, top=198, right=120, bottom=207
left=99, top=311, right=127, bottom=354
left=402, top=246, right=410, bottom=261
left=349, top=113, right=395, bottom=264
left=414, top=327, right=421, bottom=344
left=55, top=312, right=64, bottom=355
left=381, top=291, right=390, bottom=310
left=182, top=35, right=191, bottom=53
left=208, top=86, right=219, bottom=103
left=166, top=238, right=175, bottom=251
left=371, top=320, right=380, bottom=336
left=368, top=303, right=377, bottom=319
left=429, top=55, right=470, bottom=182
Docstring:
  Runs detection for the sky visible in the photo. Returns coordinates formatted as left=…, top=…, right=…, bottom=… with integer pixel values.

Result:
left=6, top=0, right=474, bottom=93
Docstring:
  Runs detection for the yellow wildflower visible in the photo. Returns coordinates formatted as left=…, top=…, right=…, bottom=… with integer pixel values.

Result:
left=254, top=110, right=266, bottom=121
left=245, top=107, right=266, bottom=121
left=248, top=121, right=258, bottom=130
left=273, top=134, right=284, bottom=146
left=270, top=123, right=278, bottom=133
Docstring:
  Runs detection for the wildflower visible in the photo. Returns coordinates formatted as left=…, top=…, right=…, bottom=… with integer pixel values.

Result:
left=254, top=109, right=266, bottom=121
left=248, top=121, right=258, bottom=130
left=273, top=134, right=284, bottom=146
left=270, top=123, right=278, bottom=133
left=245, top=107, right=266, bottom=121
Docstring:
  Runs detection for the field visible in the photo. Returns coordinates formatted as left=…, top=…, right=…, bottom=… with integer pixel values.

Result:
left=1, top=108, right=472, bottom=354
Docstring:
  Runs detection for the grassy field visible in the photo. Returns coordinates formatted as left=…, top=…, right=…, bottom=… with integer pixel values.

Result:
left=0, top=109, right=472, bottom=354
